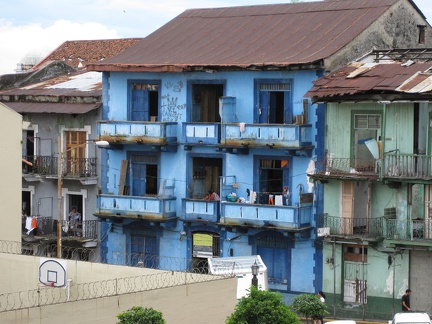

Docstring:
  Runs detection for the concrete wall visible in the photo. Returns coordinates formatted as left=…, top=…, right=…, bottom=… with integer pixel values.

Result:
left=0, top=253, right=237, bottom=323
left=0, top=103, right=22, bottom=243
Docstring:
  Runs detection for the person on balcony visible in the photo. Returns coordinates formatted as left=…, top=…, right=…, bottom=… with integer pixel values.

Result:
left=68, top=207, right=82, bottom=237
left=204, top=190, right=220, bottom=201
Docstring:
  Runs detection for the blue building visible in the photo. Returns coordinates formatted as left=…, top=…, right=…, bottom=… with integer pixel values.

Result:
left=88, top=0, right=430, bottom=299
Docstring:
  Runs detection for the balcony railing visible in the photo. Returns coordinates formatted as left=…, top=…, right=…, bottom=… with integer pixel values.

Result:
left=383, top=218, right=432, bottom=241
left=32, top=217, right=98, bottom=239
left=383, top=153, right=432, bottom=179
left=182, top=122, right=220, bottom=145
left=221, top=123, right=312, bottom=148
left=98, top=120, right=177, bottom=145
left=319, top=214, right=383, bottom=238
left=181, top=199, right=220, bottom=222
left=220, top=203, right=311, bottom=229
left=96, top=194, right=177, bottom=220
left=315, top=158, right=379, bottom=177
left=22, top=156, right=97, bottom=178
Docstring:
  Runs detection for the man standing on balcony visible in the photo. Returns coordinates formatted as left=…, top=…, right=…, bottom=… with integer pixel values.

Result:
left=402, top=289, right=411, bottom=312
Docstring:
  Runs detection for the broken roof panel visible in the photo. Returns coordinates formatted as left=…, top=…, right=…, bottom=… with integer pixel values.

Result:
left=306, top=61, right=432, bottom=101
left=88, top=0, right=401, bottom=72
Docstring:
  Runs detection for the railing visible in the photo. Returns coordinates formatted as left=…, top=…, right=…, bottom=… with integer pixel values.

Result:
left=319, top=214, right=383, bottom=238
left=221, top=123, right=312, bottom=148
left=315, top=158, right=378, bottom=176
left=22, top=156, right=97, bottom=177
left=182, top=199, right=220, bottom=222
left=383, top=153, right=432, bottom=179
left=182, top=122, right=220, bottom=144
left=383, top=218, right=432, bottom=240
left=96, top=194, right=177, bottom=220
left=98, top=120, right=177, bottom=145
left=28, top=217, right=98, bottom=239
left=220, top=203, right=311, bottom=229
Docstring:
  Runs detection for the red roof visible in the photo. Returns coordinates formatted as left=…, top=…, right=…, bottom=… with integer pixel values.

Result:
left=88, top=0, right=405, bottom=72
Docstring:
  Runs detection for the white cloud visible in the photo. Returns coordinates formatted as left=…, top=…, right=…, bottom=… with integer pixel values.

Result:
left=0, top=20, right=119, bottom=75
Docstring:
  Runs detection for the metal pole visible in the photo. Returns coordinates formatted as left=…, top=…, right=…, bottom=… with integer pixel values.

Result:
left=333, top=238, right=336, bottom=318
left=57, top=136, right=62, bottom=258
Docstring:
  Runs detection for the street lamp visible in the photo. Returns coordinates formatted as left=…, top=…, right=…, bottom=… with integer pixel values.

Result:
left=251, top=260, right=259, bottom=288
left=56, top=137, right=109, bottom=258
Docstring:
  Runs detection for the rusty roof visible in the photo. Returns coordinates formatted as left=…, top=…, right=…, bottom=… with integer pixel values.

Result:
left=87, top=0, right=403, bottom=72
left=306, top=61, right=432, bottom=102
left=4, top=102, right=100, bottom=114
left=33, top=38, right=143, bottom=71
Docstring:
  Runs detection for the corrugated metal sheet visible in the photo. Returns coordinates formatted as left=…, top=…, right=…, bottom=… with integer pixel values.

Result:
left=87, top=0, right=400, bottom=72
left=2, top=102, right=101, bottom=114
left=306, top=62, right=432, bottom=100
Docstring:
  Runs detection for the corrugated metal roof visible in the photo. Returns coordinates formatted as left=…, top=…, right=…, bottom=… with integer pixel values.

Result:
left=0, top=71, right=101, bottom=97
left=306, top=61, right=432, bottom=101
left=87, top=0, right=400, bottom=72
left=3, top=102, right=100, bottom=114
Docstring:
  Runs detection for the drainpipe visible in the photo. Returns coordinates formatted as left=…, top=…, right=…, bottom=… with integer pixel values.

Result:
left=333, top=237, right=336, bottom=318
left=380, top=102, right=388, bottom=178
left=362, top=243, right=365, bottom=320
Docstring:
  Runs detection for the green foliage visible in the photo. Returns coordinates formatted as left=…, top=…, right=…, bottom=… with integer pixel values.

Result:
left=117, top=306, right=165, bottom=324
left=290, top=294, right=329, bottom=321
left=226, top=286, right=301, bottom=324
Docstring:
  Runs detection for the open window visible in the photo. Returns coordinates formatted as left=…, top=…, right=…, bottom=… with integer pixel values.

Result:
left=129, top=81, right=159, bottom=121
left=190, top=83, right=223, bottom=122
left=256, top=81, right=292, bottom=124
left=190, top=156, right=222, bottom=199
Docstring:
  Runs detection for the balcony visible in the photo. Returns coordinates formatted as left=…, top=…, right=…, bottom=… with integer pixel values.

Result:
left=219, top=203, right=312, bottom=230
left=95, top=194, right=177, bottom=222
left=312, top=157, right=379, bottom=180
left=221, top=123, right=313, bottom=151
left=182, top=122, right=220, bottom=145
left=383, top=153, right=432, bottom=180
left=318, top=214, right=383, bottom=239
left=181, top=199, right=220, bottom=223
left=98, top=120, right=177, bottom=148
left=383, top=218, right=432, bottom=241
left=22, top=156, right=97, bottom=182
left=28, top=217, right=98, bottom=240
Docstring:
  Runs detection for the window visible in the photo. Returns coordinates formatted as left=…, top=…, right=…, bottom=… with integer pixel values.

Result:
left=65, top=131, right=86, bottom=175
left=190, top=157, right=222, bottom=199
left=353, top=113, right=381, bottom=170
left=190, top=83, right=223, bottom=122
left=256, top=81, right=292, bottom=124
left=129, top=81, right=159, bottom=121
left=256, top=158, right=290, bottom=205
left=418, top=25, right=426, bottom=44
left=128, top=154, right=159, bottom=196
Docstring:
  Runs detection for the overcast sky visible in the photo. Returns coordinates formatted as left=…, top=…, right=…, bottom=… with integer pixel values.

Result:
left=1, top=0, right=431, bottom=75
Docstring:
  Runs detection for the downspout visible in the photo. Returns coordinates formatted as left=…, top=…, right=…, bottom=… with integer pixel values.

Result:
left=380, top=102, right=388, bottom=179
left=333, top=237, right=336, bottom=318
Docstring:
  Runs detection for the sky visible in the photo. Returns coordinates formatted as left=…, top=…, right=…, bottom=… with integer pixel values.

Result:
left=1, top=0, right=431, bottom=75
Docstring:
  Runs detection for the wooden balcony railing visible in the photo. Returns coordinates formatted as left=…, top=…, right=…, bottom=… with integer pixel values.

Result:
left=383, top=153, right=432, bottom=179
left=315, top=158, right=379, bottom=177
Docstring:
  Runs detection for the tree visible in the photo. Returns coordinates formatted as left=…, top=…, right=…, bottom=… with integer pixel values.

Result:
left=226, top=286, right=301, bottom=324
left=117, top=306, right=165, bottom=324
left=290, top=293, right=329, bottom=324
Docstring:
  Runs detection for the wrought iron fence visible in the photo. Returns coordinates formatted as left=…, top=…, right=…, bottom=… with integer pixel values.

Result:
left=21, top=156, right=97, bottom=177
left=28, top=218, right=98, bottom=239
left=383, top=218, right=432, bottom=240
left=318, top=214, right=383, bottom=238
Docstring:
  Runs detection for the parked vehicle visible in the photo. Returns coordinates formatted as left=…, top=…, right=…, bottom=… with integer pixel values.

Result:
left=389, top=312, right=431, bottom=324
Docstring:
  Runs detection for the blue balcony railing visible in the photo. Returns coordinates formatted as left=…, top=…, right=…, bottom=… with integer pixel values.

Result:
left=98, top=120, right=177, bottom=145
left=182, top=122, right=220, bottom=145
left=96, top=194, right=177, bottom=220
left=181, top=199, right=220, bottom=222
left=221, top=123, right=312, bottom=148
left=220, top=202, right=311, bottom=229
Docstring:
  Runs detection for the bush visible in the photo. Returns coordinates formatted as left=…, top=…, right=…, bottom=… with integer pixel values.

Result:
left=117, top=306, right=165, bottom=324
left=226, top=286, right=301, bottom=324
left=290, top=293, right=329, bottom=323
